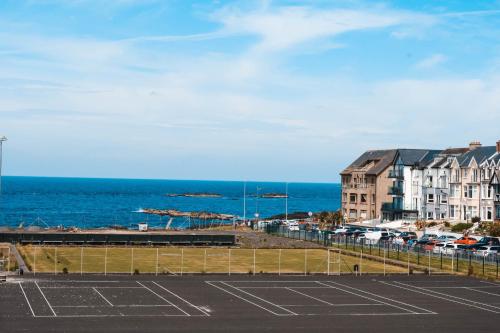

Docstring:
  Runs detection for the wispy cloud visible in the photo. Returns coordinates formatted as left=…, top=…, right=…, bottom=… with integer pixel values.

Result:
left=415, top=54, right=448, bottom=69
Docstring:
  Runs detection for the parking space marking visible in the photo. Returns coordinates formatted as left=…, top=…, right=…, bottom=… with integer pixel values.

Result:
left=152, top=282, right=210, bottom=316
left=284, top=287, right=335, bottom=306
left=383, top=281, right=500, bottom=314
left=464, top=287, right=500, bottom=297
left=136, top=281, right=191, bottom=316
left=93, top=287, right=114, bottom=307
left=317, top=281, right=435, bottom=315
left=18, top=282, right=35, bottom=317
left=35, top=281, right=57, bottom=317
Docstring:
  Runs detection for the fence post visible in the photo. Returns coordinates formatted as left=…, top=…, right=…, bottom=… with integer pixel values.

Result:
left=440, top=252, right=443, bottom=270
left=54, top=247, right=57, bottom=275
left=428, top=250, right=431, bottom=276
left=327, top=249, right=330, bottom=276
left=228, top=248, right=231, bottom=276
left=417, top=247, right=420, bottom=265
left=304, top=249, right=307, bottom=276
left=369, top=243, right=372, bottom=255
left=33, top=246, right=36, bottom=276
left=359, top=248, right=363, bottom=276
left=180, top=248, right=184, bottom=276
left=80, top=247, right=83, bottom=276
left=456, top=251, right=459, bottom=272
left=253, top=249, right=256, bottom=276
left=482, top=256, right=485, bottom=276
left=497, top=258, right=499, bottom=279
left=451, top=250, right=454, bottom=273
left=130, top=248, right=134, bottom=275
left=468, top=253, right=472, bottom=274
left=383, top=248, right=386, bottom=276
left=7, top=246, right=10, bottom=272
left=397, top=245, right=400, bottom=261
left=105, top=247, right=108, bottom=276
left=278, top=249, right=281, bottom=276
left=155, top=248, right=159, bottom=276
left=204, top=249, right=207, bottom=273
left=407, top=249, right=410, bottom=275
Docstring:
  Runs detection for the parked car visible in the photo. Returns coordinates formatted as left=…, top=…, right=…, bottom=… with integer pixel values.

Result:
left=433, top=242, right=453, bottom=254
left=442, top=243, right=465, bottom=255
left=400, top=232, right=417, bottom=242
left=455, top=236, right=478, bottom=245
left=475, top=245, right=500, bottom=257
left=417, top=234, right=438, bottom=245
left=435, top=235, right=457, bottom=242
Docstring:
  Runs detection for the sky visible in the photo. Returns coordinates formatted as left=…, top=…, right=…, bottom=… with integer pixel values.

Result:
left=1, top=0, right=500, bottom=183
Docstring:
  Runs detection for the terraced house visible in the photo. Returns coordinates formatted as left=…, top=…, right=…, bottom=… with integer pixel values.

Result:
left=341, top=140, right=500, bottom=223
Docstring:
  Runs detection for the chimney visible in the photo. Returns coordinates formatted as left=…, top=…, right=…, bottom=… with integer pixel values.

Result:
left=469, top=141, right=482, bottom=150
left=497, top=140, right=500, bottom=153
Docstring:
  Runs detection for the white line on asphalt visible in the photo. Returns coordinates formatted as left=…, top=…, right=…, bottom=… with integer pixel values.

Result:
left=18, top=282, right=35, bottom=317
left=152, top=281, right=210, bottom=316
left=35, top=281, right=57, bottom=317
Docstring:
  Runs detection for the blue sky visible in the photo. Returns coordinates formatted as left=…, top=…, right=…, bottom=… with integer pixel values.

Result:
left=1, top=0, right=500, bottom=182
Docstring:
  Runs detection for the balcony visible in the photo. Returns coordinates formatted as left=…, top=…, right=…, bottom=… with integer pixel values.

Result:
left=388, top=169, right=404, bottom=179
left=495, top=194, right=500, bottom=203
left=381, top=202, right=403, bottom=212
left=388, top=186, right=404, bottom=196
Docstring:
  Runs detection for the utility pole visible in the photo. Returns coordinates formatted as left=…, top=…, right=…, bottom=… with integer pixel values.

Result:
left=0, top=136, right=7, bottom=205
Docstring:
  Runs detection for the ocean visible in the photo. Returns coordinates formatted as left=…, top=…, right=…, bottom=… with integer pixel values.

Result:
left=0, top=176, right=341, bottom=229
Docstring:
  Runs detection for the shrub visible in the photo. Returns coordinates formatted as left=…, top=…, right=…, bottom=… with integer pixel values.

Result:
left=471, top=216, right=481, bottom=223
left=133, top=268, right=140, bottom=275
left=444, top=221, right=451, bottom=228
left=451, top=223, right=472, bottom=233
left=488, top=222, right=500, bottom=237
left=428, top=222, right=437, bottom=227
left=62, top=267, right=68, bottom=274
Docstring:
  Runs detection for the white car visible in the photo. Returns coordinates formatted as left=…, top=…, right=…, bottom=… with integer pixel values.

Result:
left=442, top=243, right=464, bottom=255
left=433, top=242, right=453, bottom=254
left=475, top=246, right=500, bottom=257
left=288, top=222, right=299, bottom=231
left=435, top=235, right=457, bottom=242
left=334, top=227, right=349, bottom=234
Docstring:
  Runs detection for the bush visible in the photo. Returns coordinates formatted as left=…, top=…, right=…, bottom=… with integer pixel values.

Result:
left=471, top=216, right=481, bottom=223
left=488, top=222, right=500, bottom=237
left=133, top=268, right=140, bottom=275
left=428, top=222, right=437, bottom=227
left=451, top=223, right=472, bottom=233
left=62, top=267, right=68, bottom=274
left=444, top=221, right=451, bottom=228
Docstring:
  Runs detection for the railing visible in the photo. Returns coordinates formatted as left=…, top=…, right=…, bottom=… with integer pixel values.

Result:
left=265, top=225, right=500, bottom=279
left=388, top=170, right=404, bottom=179
left=388, top=186, right=404, bottom=196
left=381, top=202, right=403, bottom=211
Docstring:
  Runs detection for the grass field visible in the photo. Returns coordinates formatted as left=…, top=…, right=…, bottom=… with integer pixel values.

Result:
left=17, top=245, right=407, bottom=275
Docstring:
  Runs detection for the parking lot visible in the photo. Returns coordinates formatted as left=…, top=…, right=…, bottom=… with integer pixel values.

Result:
left=1, top=274, right=499, bottom=332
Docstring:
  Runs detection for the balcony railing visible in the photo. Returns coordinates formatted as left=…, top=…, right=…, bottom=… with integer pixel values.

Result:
left=388, top=169, right=404, bottom=179
left=495, top=194, right=500, bottom=203
left=381, top=202, right=403, bottom=211
left=342, top=184, right=375, bottom=189
left=388, top=186, right=404, bottom=196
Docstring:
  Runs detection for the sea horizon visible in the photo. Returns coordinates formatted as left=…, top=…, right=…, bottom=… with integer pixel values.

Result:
left=0, top=176, right=341, bottom=230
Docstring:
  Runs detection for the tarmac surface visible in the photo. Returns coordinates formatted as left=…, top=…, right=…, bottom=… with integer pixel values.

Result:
left=1, top=274, right=499, bottom=332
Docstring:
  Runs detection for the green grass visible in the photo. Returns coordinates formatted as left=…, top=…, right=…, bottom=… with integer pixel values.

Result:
left=17, top=245, right=407, bottom=275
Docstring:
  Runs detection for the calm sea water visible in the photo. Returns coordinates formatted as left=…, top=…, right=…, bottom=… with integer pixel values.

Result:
left=0, top=177, right=341, bottom=229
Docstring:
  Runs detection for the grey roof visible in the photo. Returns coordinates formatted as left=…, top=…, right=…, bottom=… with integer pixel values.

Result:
left=457, top=146, right=497, bottom=167
left=397, top=149, right=441, bottom=167
left=340, top=149, right=396, bottom=176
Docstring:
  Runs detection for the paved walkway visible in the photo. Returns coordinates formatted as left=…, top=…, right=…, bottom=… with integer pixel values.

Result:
left=9, top=244, right=29, bottom=273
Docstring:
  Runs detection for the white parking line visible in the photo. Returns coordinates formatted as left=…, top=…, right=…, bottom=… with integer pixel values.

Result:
left=206, top=281, right=296, bottom=316
left=93, top=287, right=114, bottom=307
left=465, top=287, right=500, bottom=297
left=35, top=281, right=57, bottom=317
left=316, top=281, right=430, bottom=315
left=285, top=287, right=335, bottom=306
left=384, top=281, right=500, bottom=314
left=136, top=281, right=190, bottom=316
left=152, top=281, right=210, bottom=316
left=18, top=283, right=35, bottom=317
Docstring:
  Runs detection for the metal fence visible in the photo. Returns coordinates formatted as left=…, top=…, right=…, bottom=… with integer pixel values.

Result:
left=16, top=245, right=408, bottom=276
left=265, top=225, right=500, bottom=279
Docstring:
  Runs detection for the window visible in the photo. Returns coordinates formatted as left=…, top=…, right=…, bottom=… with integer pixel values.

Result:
left=360, top=210, right=367, bottom=219
left=450, top=205, right=456, bottom=218
left=372, top=194, right=375, bottom=202
left=343, top=193, right=347, bottom=202
left=427, top=194, right=434, bottom=203
left=464, top=186, right=468, bottom=198
left=450, top=184, right=459, bottom=197
left=463, top=169, right=468, bottom=178
left=349, top=194, right=357, bottom=203
left=497, top=206, right=500, bottom=219
left=441, top=195, right=447, bottom=204
left=472, top=169, right=478, bottom=182
left=487, top=207, right=493, bottom=220
left=349, top=209, right=357, bottom=218
left=441, top=213, right=446, bottom=219
left=361, top=194, right=367, bottom=203
left=427, top=212, right=434, bottom=220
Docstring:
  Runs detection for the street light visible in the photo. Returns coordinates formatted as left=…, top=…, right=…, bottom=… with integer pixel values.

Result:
left=0, top=136, right=7, bottom=197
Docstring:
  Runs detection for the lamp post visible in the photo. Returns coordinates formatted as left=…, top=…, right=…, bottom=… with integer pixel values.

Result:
left=0, top=136, right=7, bottom=198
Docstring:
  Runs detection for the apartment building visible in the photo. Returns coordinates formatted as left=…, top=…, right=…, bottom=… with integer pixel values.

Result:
left=381, top=149, right=440, bottom=221
left=491, top=170, right=500, bottom=222
left=340, top=150, right=396, bottom=222
left=420, top=148, right=469, bottom=221
left=448, top=142, right=497, bottom=222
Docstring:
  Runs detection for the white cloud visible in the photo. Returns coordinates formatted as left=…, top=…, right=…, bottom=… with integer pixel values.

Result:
left=415, top=54, right=448, bottom=69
